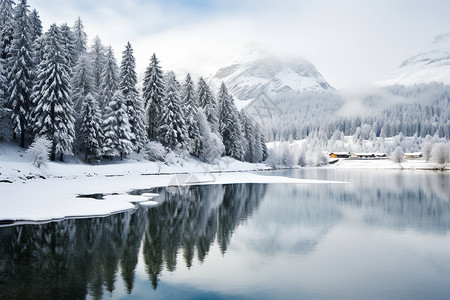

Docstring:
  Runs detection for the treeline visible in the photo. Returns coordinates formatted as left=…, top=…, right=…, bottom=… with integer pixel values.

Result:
left=249, top=83, right=450, bottom=143
left=0, top=0, right=268, bottom=164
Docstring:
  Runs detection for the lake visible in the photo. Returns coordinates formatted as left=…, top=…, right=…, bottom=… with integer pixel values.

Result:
left=0, top=169, right=449, bottom=299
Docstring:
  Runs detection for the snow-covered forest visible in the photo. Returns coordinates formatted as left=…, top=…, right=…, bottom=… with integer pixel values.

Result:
left=0, top=0, right=267, bottom=164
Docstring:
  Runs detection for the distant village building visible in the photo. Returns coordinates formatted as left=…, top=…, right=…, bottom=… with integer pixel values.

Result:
left=329, top=152, right=351, bottom=159
left=404, top=152, right=423, bottom=159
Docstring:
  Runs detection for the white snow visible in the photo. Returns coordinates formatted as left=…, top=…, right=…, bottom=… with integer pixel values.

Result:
left=0, top=143, right=344, bottom=224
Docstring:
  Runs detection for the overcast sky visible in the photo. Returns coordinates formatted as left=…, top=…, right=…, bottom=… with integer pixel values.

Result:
left=31, top=0, right=450, bottom=89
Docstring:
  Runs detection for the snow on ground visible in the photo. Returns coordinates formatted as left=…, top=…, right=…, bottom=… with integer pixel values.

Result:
left=0, top=171, right=343, bottom=224
left=0, top=143, right=345, bottom=224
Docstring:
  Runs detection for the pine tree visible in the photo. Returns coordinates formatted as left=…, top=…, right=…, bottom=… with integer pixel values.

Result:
left=0, top=0, right=15, bottom=61
left=197, top=77, right=218, bottom=132
left=90, top=36, right=105, bottom=94
left=181, top=73, right=201, bottom=156
left=0, top=0, right=15, bottom=103
left=218, top=83, right=244, bottom=160
left=142, top=53, right=164, bottom=140
left=72, top=17, right=87, bottom=63
left=241, top=112, right=256, bottom=162
left=71, top=53, right=94, bottom=113
left=71, top=53, right=94, bottom=152
left=0, top=57, right=5, bottom=107
left=28, top=9, right=41, bottom=42
left=99, top=46, right=119, bottom=113
left=119, top=42, right=146, bottom=152
left=253, top=123, right=264, bottom=163
left=102, top=90, right=133, bottom=160
left=79, top=93, right=103, bottom=162
left=31, top=24, right=75, bottom=161
left=7, top=0, right=33, bottom=148
left=158, top=71, right=187, bottom=151
left=59, top=23, right=77, bottom=68
left=196, top=108, right=224, bottom=163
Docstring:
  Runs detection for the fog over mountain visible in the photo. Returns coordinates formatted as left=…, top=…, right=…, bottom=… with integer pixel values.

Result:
left=376, top=33, right=450, bottom=86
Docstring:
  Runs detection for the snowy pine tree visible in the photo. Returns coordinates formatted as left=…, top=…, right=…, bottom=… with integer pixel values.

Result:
left=102, top=90, right=133, bottom=160
left=72, top=17, right=87, bottom=63
left=119, top=42, right=146, bottom=152
left=99, top=46, right=119, bottom=113
left=0, top=0, right=15, bottom=61
left=181, top=73, right=201, bottom=156
left=31, top=24, right=75, bottom=161
left=142, top=53, right=164, bottom=140
left=0, top=57, right=6, bottom=107
left=158, top=71, right=187, bottom=151
left=59, top=23, right=77, bottom=68
left=90, top=36, right=105, bottom=94
left=79, top=93, right=103, bottom=162
left=29, top=9, right=41, bottom=42
left=7, top=0, right=33, bottom=148
left=71, top=53, right=94, bottom=113
left=218, top=83, right=244, bottom=160
left=196, top=108, right=224, bottom=163
left=197, top=77, right=219, bottom=132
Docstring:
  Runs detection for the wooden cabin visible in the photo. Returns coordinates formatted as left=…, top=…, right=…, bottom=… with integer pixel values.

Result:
left=330, top=152, right=351, bottom=159
left=404, top=152, right=423, bottom=159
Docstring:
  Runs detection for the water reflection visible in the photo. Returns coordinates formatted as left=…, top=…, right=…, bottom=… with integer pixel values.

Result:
left=0, top=171, right=449, bottom=299
left=0, top=183, right=267, bottom=299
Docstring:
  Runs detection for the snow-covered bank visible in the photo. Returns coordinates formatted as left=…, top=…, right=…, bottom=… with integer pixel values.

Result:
left=0, top=143, right=270, bottom=183
left=330, top=158, right=450, bottom=170
left=0, top=172, right=343, bottom=225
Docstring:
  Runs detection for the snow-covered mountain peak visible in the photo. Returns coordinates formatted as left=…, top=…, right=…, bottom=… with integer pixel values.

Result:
left=209, top=46, right=332, bottom=104
left=376, top=33, right=450, bottom=86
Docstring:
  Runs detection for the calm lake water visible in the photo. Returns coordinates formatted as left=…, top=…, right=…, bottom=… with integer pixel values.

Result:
left=0, top=169, right=449, bottom=300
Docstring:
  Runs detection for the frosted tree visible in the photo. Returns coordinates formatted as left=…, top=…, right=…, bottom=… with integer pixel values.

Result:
left=196, top=108, right=224, bottom=163
left=29, top=9, right=41, bottom=42
left=71, top=53, right=94, bottom=113
left=253, top=123, right=264, bottom=163
left=240, top=112, right=254, bottom=162
left=90, top=36, right=105, bottom=94
left=7, top=0, right=33, bottom=148
left=430, top=143, right=450, bottom=168
left=197, top=77, right=218, bottom=132
left=31, top=24, right=75, bottom=161
left=102, top=91, right=134, bottom=160
left=99, top=46, right=119, bottom=113
left=181, top=73, right=201, bottom=156
left=260, top=131, right=269, bottom=161
left=218, top=82, right=244, bottom=160
left=390, top=146, right=405, bottom=164
left=79, top=93, right=103, bottom=162
left=421, top=142, right=433, bottom=162
left=72, top=17, right=87, bottom=63
left=0, top=0, right=15, bottom=61
left=119, top=42, right=146, bottom=152
left=158, top=71, right=187, bottom=151
left=27, top=136, right=51, bottom=168
left=59, top=23, right=77, bottom=68
left=142, top=53, right=164, bottom=140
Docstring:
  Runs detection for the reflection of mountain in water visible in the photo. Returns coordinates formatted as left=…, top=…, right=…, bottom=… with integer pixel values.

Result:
left=0, top=183, right=267, bottom=299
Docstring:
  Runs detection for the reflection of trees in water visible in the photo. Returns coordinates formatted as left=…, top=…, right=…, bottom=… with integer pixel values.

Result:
left=142, top=183, right=267, bottom=288
left=0, top=210, right=145, bottom=300
left=282, top=169, right=450, bottom=233
left=0, top=183, right=267, bottom=298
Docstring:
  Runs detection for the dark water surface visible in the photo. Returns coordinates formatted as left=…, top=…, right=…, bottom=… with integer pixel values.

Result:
left=0, top=169, right=449, bottom=299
